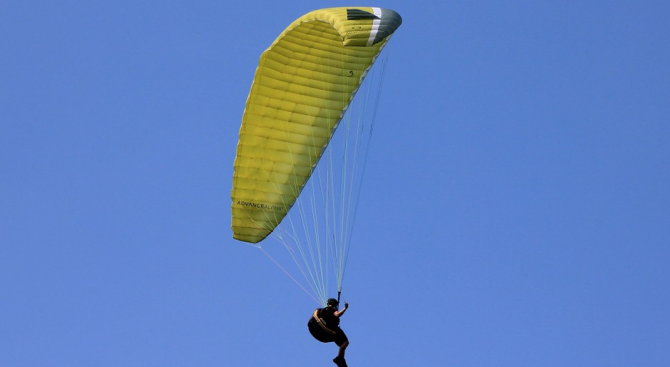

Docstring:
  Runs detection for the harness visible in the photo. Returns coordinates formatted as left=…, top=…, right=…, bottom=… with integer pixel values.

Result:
left=312, top=309, right=337, bottom=335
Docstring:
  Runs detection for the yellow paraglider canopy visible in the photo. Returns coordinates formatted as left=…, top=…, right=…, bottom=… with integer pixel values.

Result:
left=231, top=7, right=402, bottom=243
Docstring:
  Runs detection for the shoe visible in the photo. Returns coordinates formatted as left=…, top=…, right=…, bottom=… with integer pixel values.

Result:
left=333, top=356, right=348, bottom=367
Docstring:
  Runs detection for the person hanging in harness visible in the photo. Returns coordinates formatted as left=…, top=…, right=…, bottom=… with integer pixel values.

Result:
left=308, top=298, right=350, bottom=367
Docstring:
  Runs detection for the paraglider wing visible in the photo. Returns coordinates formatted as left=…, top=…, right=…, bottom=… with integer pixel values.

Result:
left=231, top=7, right=402, bottom=243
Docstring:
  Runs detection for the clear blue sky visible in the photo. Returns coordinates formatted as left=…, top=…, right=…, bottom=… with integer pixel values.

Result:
left=2, top=1, right=669, bottom=366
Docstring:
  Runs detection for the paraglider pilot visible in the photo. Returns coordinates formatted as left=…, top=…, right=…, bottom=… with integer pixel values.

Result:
left=308, top=298, right=350, bottom=367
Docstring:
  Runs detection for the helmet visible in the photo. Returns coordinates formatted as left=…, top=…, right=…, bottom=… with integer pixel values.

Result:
left=327, top=298, right=339, bottom=306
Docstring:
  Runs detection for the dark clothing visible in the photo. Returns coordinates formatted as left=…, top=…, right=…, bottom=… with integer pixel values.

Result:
left=308, top=307, right=348, bottom=346
left=320, top=306, right=340, bottom=328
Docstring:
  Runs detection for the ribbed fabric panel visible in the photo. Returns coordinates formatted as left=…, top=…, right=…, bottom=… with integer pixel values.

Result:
left=232, top=7, right=401, bottom=243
